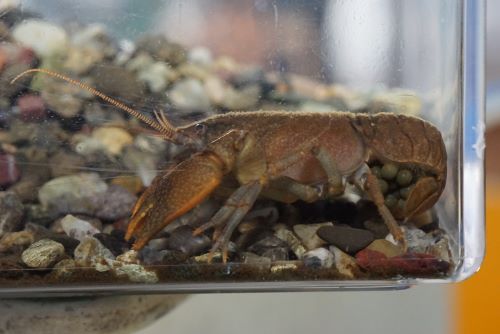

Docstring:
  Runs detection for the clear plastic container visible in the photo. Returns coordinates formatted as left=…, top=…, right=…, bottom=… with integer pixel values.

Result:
left=0, top=0, right=484, bottom=296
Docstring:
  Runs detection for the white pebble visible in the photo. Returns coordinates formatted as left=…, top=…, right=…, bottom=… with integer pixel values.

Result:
left=61, top=214, right=100, bottom=242
left=13, top=20, right=68, bottom=57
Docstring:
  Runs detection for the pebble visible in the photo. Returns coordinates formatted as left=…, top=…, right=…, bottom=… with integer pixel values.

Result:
left=46, top=234, right=79, bottom=255
left=356, top=249, right=449, bottom=275
left=61, top=214, right=101, bottom=242
left=92, top=65, right=145, bottom=105
left=330, top=246, right=360, bottom=279
left=73, top=236, right=115, bottom=267
left=317, top=225, right=374, bottom=254
left=136, top=35, right=186, bottom=65
left=93, top=184, right=137, bottom=221
left=71, top=24, right=115, bottom=57
left=9, top=175, right=47, bottom=203
left=133, top=134, right=168, bottom=156
left=166, top=226, right=211, bottom=256
left=52, top=259, right=76, bottom=278
left=94, top=233, right=130, bottom=257
left=293, top=222, right=333, bottom=250
left=139, top=248, right=186, bottom=266
left=188, top=47, right=213, bottom=66
left=41, top=79, right=83, bottom=118
left=303, top=248, right=334, bottom=269
left=231, top=67, right=265, bottom=87
left=0, top=192, right=24, bottom=237
left=248, top=235, right=288, bottom=255
left=177, top=63, right=211, bottom=81
left=386, top=225, right=433, bottom=254
left=0, top=63, right=31, bottom=98
left=110, top=175, right=144, bottom=195
left=122, top=146, right=159, bottom=187
left=261, top=248, right=289, bottom=261
left=369, top=90, right=422, bottom=116
left=428, top=236, right=452, bottom=263
left=21, top=239, right=65, bottom=268
left=0, top=230, right=35, bottom=252
left=270, top=262, right=298, bottom=274
left=24, top=204, right=58, bottom=226
left=193, top=252, right=222, bottom=263
left=168, top=78, right=211, bottom=110
left=221, top=85, right=261, bottom=110
left=240, top=252, right=272, bottom=267
left=366, top=239, right=404, bottom=258
left=12, top=19, right=68, bottom=57
left=146, top=238, right=169, bottom=251
left=274, top=227, right=306, bottom=259
left=17, top=95, right=46, bottom=122
left=112, top=262, right=158, bottom=283
left=204, top=76, right=228, bottom=105
left=38, top=173, right=108, bottom=216
left=23, top=223, right=51, bottom=240
left=116, top=250, right=139, bottom=264
left=22, top=222, right=79, bottom=254
left=91, top=127, right=133, bottom=156
left=126, top=52, right=155, bottom=72
left=83, top=102, right=128, bottom=127
left=138, top=62, right=175, bottom=93
left=363, top=220, right=389, bottom=239
left=49, top=151, right=86, bottom=178
left=63, top=46, right=102, bottom=75
left=0, top=154, right=20, bottom=187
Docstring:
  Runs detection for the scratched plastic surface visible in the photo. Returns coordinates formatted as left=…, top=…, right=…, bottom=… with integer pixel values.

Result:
left=0, top=0, right=484, bottom=296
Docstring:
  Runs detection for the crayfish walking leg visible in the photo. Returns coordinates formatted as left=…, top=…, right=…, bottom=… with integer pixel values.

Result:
left=194, top=181, right=263, bottom=262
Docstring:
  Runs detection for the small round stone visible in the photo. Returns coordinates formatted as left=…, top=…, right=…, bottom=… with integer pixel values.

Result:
left=370, top=165, right=382, bottom=178
left=396, top=169, right=413, bottom=186
left=384, top=194, right=398, bottom=208
left=21, top=239, right=65, bottom=268
left=397, top=199, right=406, bottom=211
left=378, top=179, right=389, bottom=194
left=381, top=163, right=399, bottom=180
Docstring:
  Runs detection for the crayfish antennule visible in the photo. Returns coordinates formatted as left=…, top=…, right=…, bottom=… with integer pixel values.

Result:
left=10, top=68, right=178, bottom=141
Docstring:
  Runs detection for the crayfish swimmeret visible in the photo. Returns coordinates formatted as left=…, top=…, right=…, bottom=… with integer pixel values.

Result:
left=12, top=69, right=447, bottom=263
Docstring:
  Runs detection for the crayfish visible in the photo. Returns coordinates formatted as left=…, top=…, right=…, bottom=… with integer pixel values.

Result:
left=12, top=69, right=447, bottom=263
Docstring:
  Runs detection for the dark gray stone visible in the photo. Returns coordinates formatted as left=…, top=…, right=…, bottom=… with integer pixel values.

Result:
left=166, top=226, right=211, bottom=256
left=0, top=192, right=24, bottom=237
left=317, top=225, right=375, bottom=254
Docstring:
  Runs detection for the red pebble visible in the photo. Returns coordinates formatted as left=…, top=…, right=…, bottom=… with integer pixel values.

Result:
left=0, top=49, right=6, bottom=72
left=0, top=154, right=21, bottom=187
left=17, top=47, right=36, bottom=66
left=356, top=249, right=450, bottom=276
left=17, top=95, right=46, bottom=122
left=355, top=249, right=389, bottom=272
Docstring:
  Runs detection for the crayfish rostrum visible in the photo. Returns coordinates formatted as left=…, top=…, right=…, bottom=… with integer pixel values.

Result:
left=12, top=69, right=447, bottom=263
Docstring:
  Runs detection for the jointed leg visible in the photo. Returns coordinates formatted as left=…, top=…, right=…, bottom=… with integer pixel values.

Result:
left=312, top=146, right=345, bottom=197
left=193, top=181, right=263, bottom=262
left=265, top=177, right=321, bottom=203
left=352, top=164, right=407, bottom=249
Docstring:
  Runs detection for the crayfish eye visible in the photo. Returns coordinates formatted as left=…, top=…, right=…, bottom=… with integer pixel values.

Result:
left=195, top=123, right=207, bottom=136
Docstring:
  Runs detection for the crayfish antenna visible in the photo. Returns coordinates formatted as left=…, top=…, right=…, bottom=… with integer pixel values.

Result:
left=10, top=68, right=179, bottom=142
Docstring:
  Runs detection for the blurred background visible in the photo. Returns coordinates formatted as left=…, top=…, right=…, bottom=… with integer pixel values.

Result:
left=5, top=0, right=499, bottom=333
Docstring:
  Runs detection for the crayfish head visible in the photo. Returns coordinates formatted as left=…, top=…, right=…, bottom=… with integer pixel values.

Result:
left=175, top=121, right=212, bottom=150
